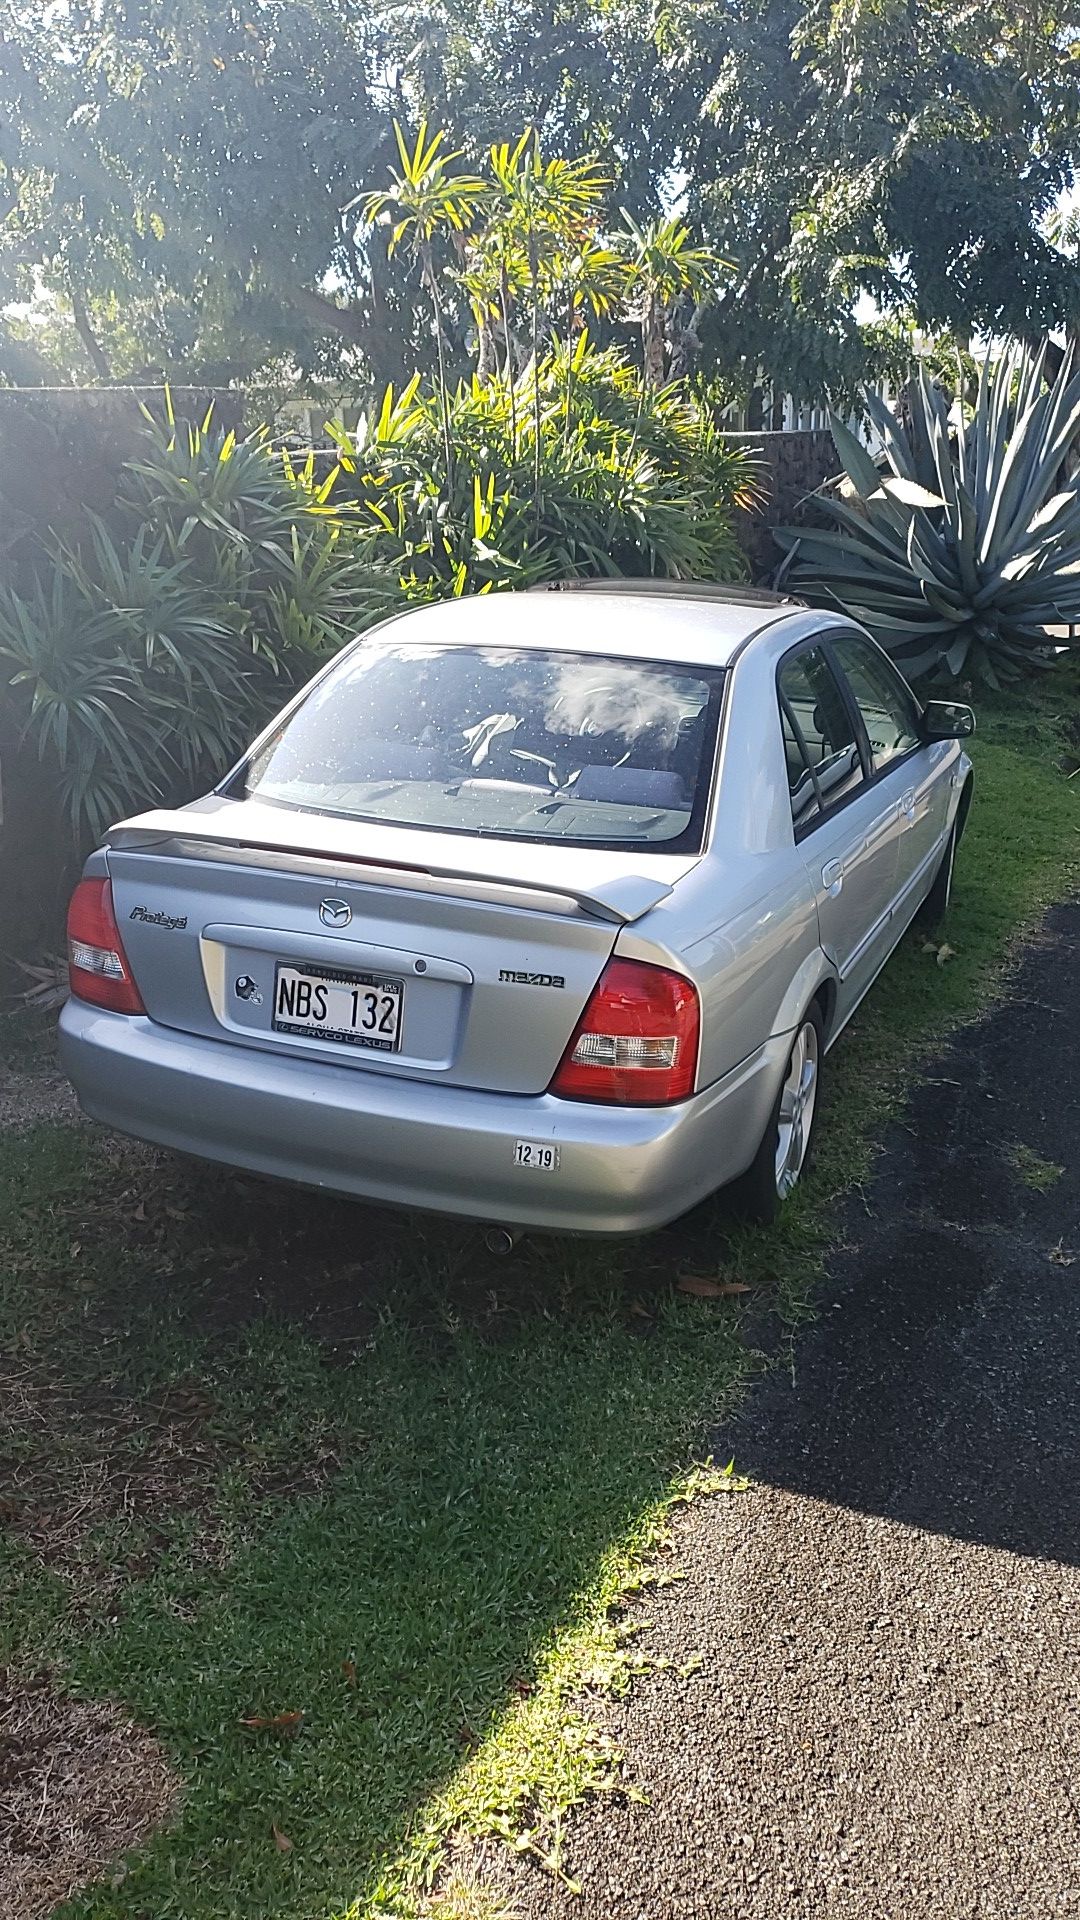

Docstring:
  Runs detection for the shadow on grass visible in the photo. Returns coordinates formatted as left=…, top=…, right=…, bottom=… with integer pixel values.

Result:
left=2, top=1130, right=770, bottom=1920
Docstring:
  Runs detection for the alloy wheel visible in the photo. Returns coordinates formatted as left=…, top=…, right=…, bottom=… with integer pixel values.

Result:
left=775, top=1019, right=820, bottom=1198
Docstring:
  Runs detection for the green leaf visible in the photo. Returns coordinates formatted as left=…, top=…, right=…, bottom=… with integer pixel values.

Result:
left=828, top=414, right=884, bottom=498
left=880, top=477, right=946, bottom=510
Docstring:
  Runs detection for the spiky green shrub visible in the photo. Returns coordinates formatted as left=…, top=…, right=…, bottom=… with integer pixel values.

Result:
left=0, top=354, right=755, bottom=863
left=331, top=337, right=759, bottom=594
left=775, top=344, right=1080, bottom=686
left=0, top=413, right=395, bottom=838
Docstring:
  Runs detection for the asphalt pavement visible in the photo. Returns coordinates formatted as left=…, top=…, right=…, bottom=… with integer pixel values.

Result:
left=492, top=904, right=1080, bottom=1919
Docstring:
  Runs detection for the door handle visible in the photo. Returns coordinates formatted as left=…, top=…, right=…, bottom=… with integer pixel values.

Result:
left=821, top=859, right=844, bottom=897
left=899, top=790, right=916, bottom=823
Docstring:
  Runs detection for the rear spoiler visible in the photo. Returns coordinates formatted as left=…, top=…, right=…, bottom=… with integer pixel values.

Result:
left=107, top=813, right=674, bottom=926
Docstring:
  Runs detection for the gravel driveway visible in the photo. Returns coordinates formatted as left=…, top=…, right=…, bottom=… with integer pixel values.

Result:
left=491, top=905, right=1080, bottom=1919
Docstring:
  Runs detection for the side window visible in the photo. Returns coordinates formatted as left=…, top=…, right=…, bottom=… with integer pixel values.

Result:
left=830, top=634, right=921, bottom=772
left=778, top=646, right=865, bottom=832
left=781, top=703, right=820, bottom=830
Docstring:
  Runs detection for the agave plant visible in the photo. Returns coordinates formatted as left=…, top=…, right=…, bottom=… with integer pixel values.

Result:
left=776, top=343, right=1080, bottom=685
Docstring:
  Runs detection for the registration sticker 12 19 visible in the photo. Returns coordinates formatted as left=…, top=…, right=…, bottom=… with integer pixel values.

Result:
left=513, top=1140, right=560, bottom=1171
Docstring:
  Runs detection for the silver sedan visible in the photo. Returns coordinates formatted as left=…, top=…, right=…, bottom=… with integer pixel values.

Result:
left=59, top=584, right=974, bottom=1234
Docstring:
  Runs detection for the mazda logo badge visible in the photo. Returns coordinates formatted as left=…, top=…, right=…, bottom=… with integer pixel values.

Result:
left=319, top=898, right=351, bottom=928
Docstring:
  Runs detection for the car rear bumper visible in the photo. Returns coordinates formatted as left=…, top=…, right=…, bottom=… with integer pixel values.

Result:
left=58, top=1000, right=786, bottom=1235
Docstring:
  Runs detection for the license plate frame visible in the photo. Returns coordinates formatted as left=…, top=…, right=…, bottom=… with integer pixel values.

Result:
left=272, top=962, right=404, bottom=1052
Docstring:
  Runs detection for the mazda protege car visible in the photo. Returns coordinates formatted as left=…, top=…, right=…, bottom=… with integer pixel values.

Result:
left=59, top=583, right=974, bottom=1233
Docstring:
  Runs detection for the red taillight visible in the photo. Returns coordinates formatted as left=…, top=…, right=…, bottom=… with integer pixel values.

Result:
left=67, top=878, right=145, bottom=1015
left=550, top=958, right=700, bottom=1106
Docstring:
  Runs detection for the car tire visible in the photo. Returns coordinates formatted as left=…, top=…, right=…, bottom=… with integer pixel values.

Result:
left=728, top=1001, right=825, bottom=1227
left=919, top=819, right=959, bottom=928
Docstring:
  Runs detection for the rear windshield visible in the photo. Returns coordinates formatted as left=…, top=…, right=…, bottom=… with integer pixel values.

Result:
left=229, top=640, right=724, bottom=852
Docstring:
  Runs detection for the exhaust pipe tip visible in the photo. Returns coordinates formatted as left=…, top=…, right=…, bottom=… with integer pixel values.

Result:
left=482, top=1225, right=520, bottom=1257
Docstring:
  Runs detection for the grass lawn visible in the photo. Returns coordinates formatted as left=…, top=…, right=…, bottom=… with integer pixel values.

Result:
left=2, top=672, right=1079, bottom=1919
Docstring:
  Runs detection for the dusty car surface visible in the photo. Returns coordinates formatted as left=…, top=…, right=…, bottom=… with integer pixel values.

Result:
left=59, top=583, right=974, bottom=1233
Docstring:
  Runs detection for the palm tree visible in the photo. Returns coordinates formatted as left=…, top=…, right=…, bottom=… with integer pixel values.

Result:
left=458, top=252, right=504, bottom=381
left=456, top=224, right=529, bottom=384
left=489, top=134, right=611, bottom=520
left=619, top=215, right=727, bottom=387
left=559, top=240, right=627, bottom=338
left=352, top=122, right=486, bottom=482
left=555, top=242, right=628, bottom=434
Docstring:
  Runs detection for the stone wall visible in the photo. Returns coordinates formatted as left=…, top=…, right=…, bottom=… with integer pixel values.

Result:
left=727, top=428, right=841, bottom=579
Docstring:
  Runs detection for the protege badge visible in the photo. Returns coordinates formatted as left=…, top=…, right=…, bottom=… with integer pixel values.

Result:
left=129, top=906, right=188, bottom=930
left=499, top=969, right=565, bottom=989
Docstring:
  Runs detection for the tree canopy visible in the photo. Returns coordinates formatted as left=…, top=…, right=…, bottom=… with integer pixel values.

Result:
left=670, top=0, right=1080, bottom=397
left=0, top=1, right=393, bottom=383
left=2, top=0, right=1079, bottom=402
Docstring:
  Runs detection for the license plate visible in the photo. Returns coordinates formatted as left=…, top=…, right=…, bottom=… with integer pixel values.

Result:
left=273, top=963, right=403, bottom=1051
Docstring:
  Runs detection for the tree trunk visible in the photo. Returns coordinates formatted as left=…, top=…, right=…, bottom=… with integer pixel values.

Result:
left=666, top=300, right=705, bottom=382
left=529, top=232, right=542, bottom=535
left=563, top=284, right=576, bottom=443
left=500, top=269, right=518, bottom=456
left=68, top=282, right=113, bottom=382
left=475, top=308, right=499, bottom=380
left=642, top=295, right=667, bottom=388
left=422, top=241, right=454, bottom=490
left=364, top=221, right=390, bottom=332
left=289, top=285, right=380, bottom=357
left=355, top=223, right=408, bottom=390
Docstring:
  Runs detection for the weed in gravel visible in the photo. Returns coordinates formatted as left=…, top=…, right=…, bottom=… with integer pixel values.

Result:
left=424, top=1875, right=518, bottom=1920
left=1006, top=1142, right=1065, bottom=1192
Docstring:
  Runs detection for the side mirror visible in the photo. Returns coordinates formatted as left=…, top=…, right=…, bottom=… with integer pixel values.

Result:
left=922, top=699, right=975, bottom=741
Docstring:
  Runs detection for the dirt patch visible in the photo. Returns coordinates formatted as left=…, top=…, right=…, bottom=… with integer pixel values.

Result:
left=0, top=1009, right=76, bottom=1133
left=2, top=1258, right=348, bottom=1602
left=1, top=1151, right=334, bottom=1599
left=0, top=1362, right=253, bottom=1603
left=0, top=1670, right=177, bottom=1920
left=0, top=1060, right=76, bottom=1133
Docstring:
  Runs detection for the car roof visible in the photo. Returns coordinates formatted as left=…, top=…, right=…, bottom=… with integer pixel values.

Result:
left=366, top=587, right=803, bottom=670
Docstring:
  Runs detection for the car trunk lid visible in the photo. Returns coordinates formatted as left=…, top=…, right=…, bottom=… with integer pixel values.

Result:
left=105, top=798, right=698, bottom=1096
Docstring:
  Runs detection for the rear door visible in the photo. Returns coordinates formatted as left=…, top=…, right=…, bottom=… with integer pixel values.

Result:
left=827, top=631, right=951, bottom=921
left=778, top=642, right=902, bottom=1013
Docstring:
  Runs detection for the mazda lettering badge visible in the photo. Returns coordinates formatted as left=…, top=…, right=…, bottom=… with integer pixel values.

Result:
left=319, top=898, right=352, bottom=928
